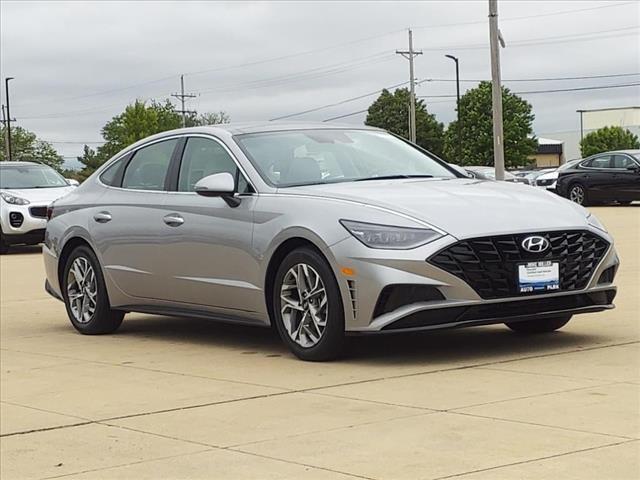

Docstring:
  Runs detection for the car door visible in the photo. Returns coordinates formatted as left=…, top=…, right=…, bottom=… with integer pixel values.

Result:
left=91, top=137, right=179, bottom=300
left=611, top=154, right=640, bottom=201
left=157, top=135, right=263, bottom=313
left=581, top=155, right=612, bottom=201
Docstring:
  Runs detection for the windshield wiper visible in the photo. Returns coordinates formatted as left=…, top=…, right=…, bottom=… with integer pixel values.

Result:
left=355, top=174, right=433, bottom=182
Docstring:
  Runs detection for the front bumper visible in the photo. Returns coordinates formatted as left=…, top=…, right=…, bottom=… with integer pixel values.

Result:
left=330, top=229, right=619, bottom=333
left=1, top=202, right=48, bottom=244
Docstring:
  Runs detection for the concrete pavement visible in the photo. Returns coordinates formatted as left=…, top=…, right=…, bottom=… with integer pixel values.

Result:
left=1, top=206, right=638, bottom=479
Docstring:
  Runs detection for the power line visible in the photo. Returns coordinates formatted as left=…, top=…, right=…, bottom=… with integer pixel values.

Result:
left=322, top=99, right=456, bottom=122
left=198, top=52, right=395, bottom=95
left=269, top=79, right=422, bottom=121
left=13, top=2, right=635, bottom=111
left=421, top=72, right=640, bottom=83
left=417, top=82, right=640, bottom=98
left=412, top=2, right=634, bottom=30
left=418, top=26, right=639, bottom=51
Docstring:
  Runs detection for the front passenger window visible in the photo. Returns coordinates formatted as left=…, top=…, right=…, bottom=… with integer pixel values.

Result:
left=122, top=139, right=178, bottom=191
left=178, top=137, right=249, bottom=193
left=612, top=155, right=637, bottom=169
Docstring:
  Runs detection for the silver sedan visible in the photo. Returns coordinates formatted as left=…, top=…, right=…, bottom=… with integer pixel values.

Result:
left=44, top=123, right=619, bottom=360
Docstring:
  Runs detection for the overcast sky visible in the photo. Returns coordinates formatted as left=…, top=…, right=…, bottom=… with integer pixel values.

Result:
left=1, top=0, right=639, bottom=160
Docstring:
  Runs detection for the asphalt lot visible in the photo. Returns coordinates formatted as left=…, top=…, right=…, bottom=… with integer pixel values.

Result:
left=1, top=205, right=638, bottom=480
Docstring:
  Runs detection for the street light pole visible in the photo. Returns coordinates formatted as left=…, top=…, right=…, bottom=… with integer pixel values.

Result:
left=445, top=54, right=461, bottom=161
left=4, top=77, right=14, bottom=161
left=488, top=0, right=505, bottom=180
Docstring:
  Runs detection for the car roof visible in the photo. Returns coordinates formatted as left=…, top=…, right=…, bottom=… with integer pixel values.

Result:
left=0, top=161, right=43, bottom=168
left=115, top=122, right=387, bottom=160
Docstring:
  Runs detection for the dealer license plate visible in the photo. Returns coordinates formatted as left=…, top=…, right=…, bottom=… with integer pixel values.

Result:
left=518, top=261, right=560, bottom=293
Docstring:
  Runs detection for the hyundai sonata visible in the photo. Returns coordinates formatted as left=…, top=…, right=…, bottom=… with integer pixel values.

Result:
left=43, top=124, right=619, bottom=360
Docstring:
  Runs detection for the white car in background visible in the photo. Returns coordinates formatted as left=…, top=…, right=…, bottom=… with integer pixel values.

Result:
left=535, top=159, right=581, bottom=191
left=1, top=161, right=77, bottom=253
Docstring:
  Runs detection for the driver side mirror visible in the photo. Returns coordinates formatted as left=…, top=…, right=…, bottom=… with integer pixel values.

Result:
left=66, top=178, right=80, bottom=187
left=194, top=172, right=240, bottom=207
left=626, top=165, right=640, bottom=173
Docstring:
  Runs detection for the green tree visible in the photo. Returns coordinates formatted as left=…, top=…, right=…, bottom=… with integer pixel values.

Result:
left=98, top=99, right=182, bottom=160
left=365, top=88, right=445, bottom=156
left=443, top=81, right=536, bottom=167
left=0, top=125, right=64, bottom=170
left=186, top=111, right=230, bottom=127
left=76, top=100, right=231, bottom=179
left=580, top=126, right=640, bottom=157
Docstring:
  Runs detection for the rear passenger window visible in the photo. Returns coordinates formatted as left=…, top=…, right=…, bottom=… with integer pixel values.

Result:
left=122, top=139, right=178, bottom=191
left=584, top=156, right=611, bottom=169
left=99, top=156, right=127, bottom=186
left=178, top=137, right=249, bottom=193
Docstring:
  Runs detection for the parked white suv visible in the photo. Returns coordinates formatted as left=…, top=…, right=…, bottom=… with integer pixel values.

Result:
left=0, top=161, right=77, bottom=253
left=535, top=159, right=581, bottom=192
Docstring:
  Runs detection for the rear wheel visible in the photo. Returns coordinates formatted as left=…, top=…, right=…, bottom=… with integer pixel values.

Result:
left=505, top=314, right=572, bottom=334
left=568, top=183, right=589, bottom=206
left=62, top=245, right=124, bottom=334
left=272, top=247, right=346, bottom=361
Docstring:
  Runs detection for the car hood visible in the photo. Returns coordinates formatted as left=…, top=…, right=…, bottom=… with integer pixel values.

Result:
left=286, top=178, right=590, bottom=239
left=0, top=186, right=75, bottom=204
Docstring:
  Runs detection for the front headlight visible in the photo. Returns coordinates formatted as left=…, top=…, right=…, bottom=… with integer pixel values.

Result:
left=587, top=213, right=607, bottom=233
left=340, top=220, right=444, bottom=249
left=0, top=192, right=30, bottom=205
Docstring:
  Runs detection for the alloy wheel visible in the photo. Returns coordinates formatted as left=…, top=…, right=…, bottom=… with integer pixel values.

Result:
left=67, top=257, right=97, bottom=324
left=569, top=185, right=585, bottom=205
left=279, top=263, right=328, bottom=348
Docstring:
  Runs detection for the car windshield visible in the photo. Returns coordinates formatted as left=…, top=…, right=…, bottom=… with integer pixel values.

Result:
left=234, top=129, right=456, bottom=187
left=0, top=164, right=68, bottom=189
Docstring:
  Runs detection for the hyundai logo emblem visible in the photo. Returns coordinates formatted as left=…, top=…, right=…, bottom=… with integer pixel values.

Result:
left=522, top=236, right=550, bottom=253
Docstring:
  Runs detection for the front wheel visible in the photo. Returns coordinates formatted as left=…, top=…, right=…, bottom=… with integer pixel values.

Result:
left=505, top=314, right=572, bottom=334
left=62, top=245, right=124, bottom=334
left=272, top=247, right=346, bottom=361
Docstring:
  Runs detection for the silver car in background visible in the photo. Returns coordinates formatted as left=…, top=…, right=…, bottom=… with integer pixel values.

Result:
left=43, top=124, right=619, bottom=360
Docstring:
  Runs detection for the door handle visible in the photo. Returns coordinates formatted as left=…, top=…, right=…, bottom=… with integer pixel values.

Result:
left=163, top=214, right=184, bottom=227
left=93, top=211, right=112, bottom=223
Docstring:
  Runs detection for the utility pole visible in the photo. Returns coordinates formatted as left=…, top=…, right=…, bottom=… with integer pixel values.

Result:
left=577, top=109, right=585, bottom=143
left=171, top=74, right=197, bottom=128
left=4, top=77, right=15, bottom=161
left=396, top=29, right=422, bottom=143
left=489, top=0, right=505, bottom=180
left=1, top=105, right=11, bottom=161
left=445, top=54, right=461, bottom=162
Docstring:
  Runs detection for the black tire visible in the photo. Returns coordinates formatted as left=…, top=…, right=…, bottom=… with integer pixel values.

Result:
left=62, top=245, right=124, bottom=334
left=0, top=228, right=8, bottom=254
left=505, top=314, right=572, bottom=334
left=272, top=247, right=346, bottom=361
left=568, top=182, right=589, bottom=206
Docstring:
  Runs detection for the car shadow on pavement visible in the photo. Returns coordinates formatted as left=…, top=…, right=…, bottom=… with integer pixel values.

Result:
left=114, top=314, right=609, bottom=365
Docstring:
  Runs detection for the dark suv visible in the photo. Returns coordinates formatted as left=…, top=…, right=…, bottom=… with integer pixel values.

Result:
left=556, top=150, right=640, bottom=206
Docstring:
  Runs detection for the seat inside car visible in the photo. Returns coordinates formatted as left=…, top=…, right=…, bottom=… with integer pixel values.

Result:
left=282, top=156, right=322, bottom=184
